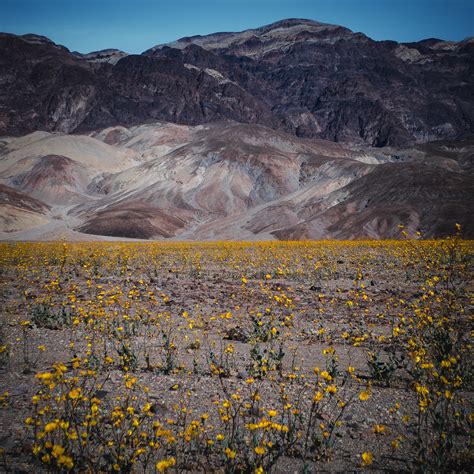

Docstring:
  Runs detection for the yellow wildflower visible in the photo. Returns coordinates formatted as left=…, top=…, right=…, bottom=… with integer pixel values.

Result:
left=361, top=451, right=373, bottom=466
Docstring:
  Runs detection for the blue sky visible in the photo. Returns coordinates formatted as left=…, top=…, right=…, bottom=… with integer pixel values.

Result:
left=1, top=0, right=473, bottom=54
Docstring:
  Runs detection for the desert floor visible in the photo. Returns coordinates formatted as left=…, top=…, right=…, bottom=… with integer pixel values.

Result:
left=0, top=239, right=472, bottom=472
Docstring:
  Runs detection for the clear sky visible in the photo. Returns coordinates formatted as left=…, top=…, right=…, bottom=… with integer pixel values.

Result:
left=1, top=0, right=473, bottom=54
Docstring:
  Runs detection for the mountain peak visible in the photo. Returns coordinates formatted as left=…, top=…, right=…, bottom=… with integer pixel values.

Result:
left=20, top=33, right=56, bottom=45
left=258, top=18, right=334, bottom=30
left=72, top=48, right=128, bottom=65
left=147, top=17, right=352, bottom=57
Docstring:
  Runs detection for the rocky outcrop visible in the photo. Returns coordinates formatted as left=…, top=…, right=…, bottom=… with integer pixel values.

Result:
left=72, top=49, right=128, bottom=65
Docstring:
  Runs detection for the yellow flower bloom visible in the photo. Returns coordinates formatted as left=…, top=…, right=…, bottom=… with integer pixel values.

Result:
left=255, top=446, right=266, bottom=455
left=225, top=447, right=236, bottom=459
left=359, top=390, right=370, bottom=401
left=320, top=371, right=331, bottom=381
left=69, top=388, right=81, bottom=400
left=58, top=454, right=74, bottom=469
left=156, top=457, right=176, bottom=472
left=361, top=451, right=373, bottom=466
left=373, top=424, right=385, bottom=434
left=51, top=444, right=65, bottom=458
left=36, top=372, right=53, bottom=382
left=44, top=422, right=58, bottom=433
left=313, top=391, right=323, bottom=402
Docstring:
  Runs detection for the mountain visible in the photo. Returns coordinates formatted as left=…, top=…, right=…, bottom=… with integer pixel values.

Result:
left=72, top=49, right=128, bottom=65
left=1, top=121, right=472, bottom=240
left=1, top=19, right=473, bottom=241
left=0, top=19, right=473, bottom=146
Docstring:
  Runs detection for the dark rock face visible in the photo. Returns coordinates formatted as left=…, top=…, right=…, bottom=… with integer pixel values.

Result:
left=76, top=54, right=276, bottom=132
left=0, top=33, right=99, bottom=135
left=0, top=18, right=473, bottom=146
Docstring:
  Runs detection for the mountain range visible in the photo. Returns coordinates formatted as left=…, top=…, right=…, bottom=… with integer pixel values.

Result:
left=0, top=19, right=473, bottom=240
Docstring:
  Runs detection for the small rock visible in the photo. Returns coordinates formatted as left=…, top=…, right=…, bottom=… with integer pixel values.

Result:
left=223, top=325, right=249, bottom=342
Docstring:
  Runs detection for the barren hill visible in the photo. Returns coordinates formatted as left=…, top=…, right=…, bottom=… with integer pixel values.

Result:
left=1, top=121, right=472, bottom=240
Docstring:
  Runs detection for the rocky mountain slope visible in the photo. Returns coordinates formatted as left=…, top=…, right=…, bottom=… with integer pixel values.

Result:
left=1, top=121, right=472, bottom=240
left=1, top=19, right=472, bottom=240
left=1, top=18, right=473, bottom=146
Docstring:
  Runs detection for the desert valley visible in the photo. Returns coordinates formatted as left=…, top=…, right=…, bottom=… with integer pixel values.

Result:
left=0, top=11, right=473, bottom=474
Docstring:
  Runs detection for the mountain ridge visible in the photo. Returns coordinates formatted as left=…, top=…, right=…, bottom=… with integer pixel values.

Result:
left=1, top=18, right=473, bottom=146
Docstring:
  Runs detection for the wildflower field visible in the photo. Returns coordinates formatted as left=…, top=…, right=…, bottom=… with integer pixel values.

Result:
left=0, top=236, right=472, bottom=472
